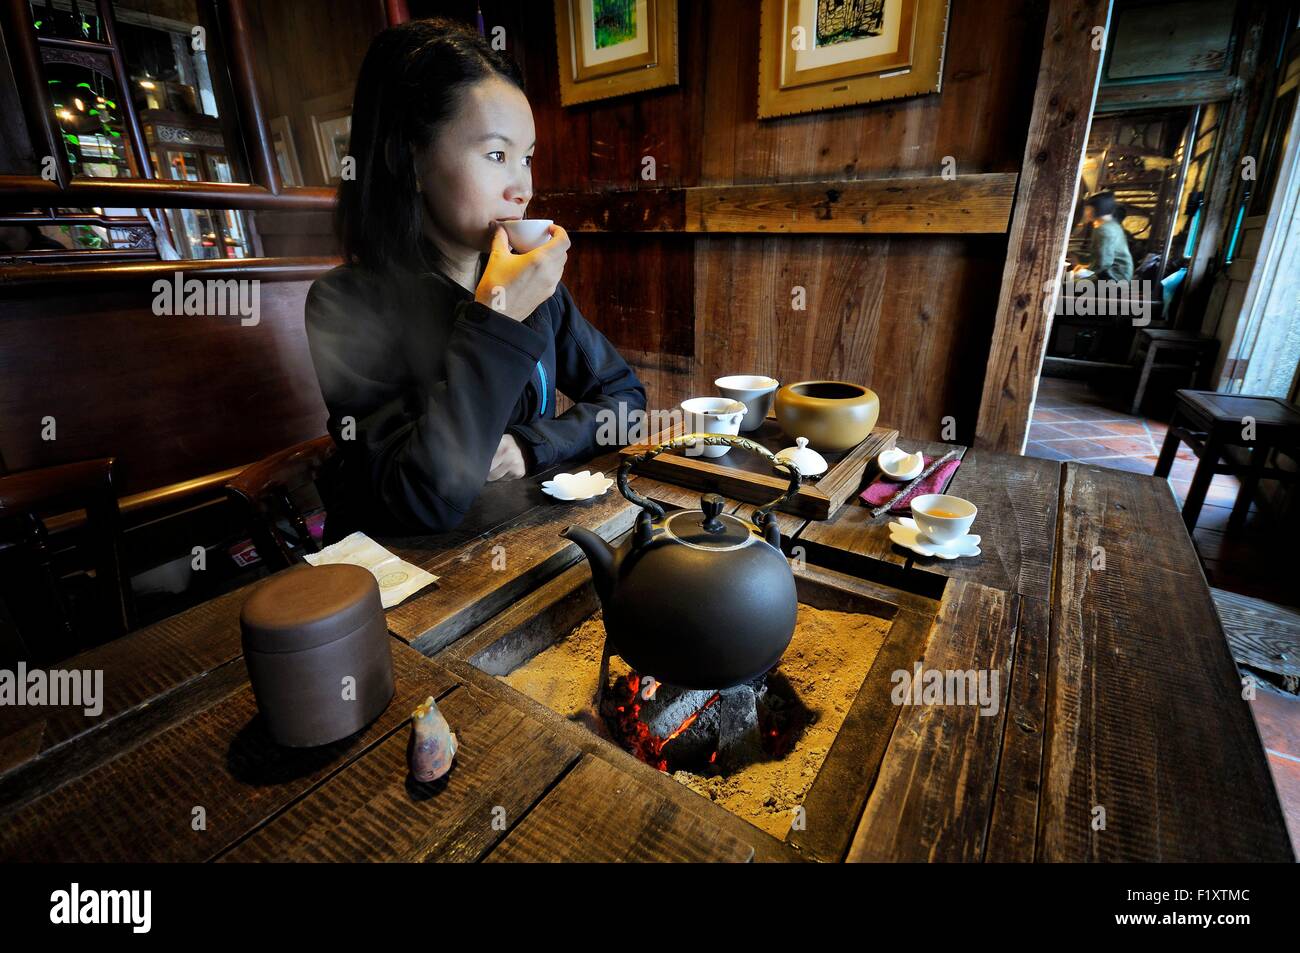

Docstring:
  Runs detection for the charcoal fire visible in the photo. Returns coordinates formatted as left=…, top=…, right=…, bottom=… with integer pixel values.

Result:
left=602, top=669, right=808, bottom=775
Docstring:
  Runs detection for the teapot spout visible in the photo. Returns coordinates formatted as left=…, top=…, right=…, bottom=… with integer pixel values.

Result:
left=561, top=526, right=616, bottom=603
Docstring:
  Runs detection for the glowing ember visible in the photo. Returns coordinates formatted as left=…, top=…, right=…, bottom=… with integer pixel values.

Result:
left=602, top=670, right=805, bottom=775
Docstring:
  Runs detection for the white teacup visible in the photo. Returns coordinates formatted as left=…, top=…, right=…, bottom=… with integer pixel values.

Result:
left=500, top=218, right=554, bottom=253
left=911, top=494, right=977, bottom=544
left=680, top=397, right=746, bottom=458
left=715, top=375, right=779, bottom=432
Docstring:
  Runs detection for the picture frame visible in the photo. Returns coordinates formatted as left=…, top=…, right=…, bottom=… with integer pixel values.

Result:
left=303, top=90, right=353, bottom=185
left=554, top=0, right=679, bottom=107
left=269, top=115, right=303, bottom=188
left=758, top=0, right=951, bottom=119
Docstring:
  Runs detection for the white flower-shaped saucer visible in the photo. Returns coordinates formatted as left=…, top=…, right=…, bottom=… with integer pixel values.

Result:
left=888, top=517, right=981, bottom=559
left=541, top=470, right=614, bottom=501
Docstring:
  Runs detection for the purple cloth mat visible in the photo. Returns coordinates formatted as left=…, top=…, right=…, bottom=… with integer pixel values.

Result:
left=859, top=454, right=962, bottom=514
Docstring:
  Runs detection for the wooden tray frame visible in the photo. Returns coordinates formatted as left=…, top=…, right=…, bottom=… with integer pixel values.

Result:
left=618, top=415, right=897, bottom=521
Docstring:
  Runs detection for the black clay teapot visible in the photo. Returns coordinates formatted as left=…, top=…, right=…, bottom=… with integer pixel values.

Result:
left=561, top=433, right=801, bottom=689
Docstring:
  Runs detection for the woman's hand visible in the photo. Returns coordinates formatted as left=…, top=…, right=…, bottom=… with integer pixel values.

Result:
left=474, top=224, right=570, bottom=322
left=487, top=432, right=527, bottom=481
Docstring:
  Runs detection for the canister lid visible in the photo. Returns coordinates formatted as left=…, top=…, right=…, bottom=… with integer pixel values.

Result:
left=240, top=563, right=383, bottom=653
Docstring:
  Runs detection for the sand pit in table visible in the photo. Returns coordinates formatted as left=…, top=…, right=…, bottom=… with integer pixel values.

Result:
left=499, top=603, right=890, bottom=839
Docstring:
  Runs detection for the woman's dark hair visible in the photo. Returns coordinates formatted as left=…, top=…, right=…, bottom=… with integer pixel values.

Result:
left=337, top=18, right=525, bottom=274
left=1084, top=191, right=1118, bottom=218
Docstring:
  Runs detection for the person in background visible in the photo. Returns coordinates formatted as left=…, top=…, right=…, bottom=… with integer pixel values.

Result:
left=1072, top=191, right=1134, bottom=282
left=305, top=18, right=646, bottom=538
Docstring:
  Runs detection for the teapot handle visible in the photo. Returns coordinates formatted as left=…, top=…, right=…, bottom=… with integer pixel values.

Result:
left=617, top=432, right=802, bottom=527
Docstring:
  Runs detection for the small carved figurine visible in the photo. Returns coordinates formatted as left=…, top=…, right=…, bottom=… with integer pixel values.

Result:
left=408, top=695, right=458, bottom=782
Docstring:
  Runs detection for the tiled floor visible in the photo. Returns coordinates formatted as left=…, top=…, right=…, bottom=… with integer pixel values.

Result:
left=1028, top=375, right=1300, bottom=858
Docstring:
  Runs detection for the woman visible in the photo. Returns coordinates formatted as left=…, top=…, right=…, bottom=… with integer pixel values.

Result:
left=1072, top=191, right=1134, bottom=283
left=306, top=18, right=646, bottom=537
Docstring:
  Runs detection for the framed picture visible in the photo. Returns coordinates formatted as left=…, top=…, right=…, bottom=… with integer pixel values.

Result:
left=758, top=0, right=951, bottom=119
left=304, top=90, right=352, bottom=185
left=554, top=0, right=678, bottom=106
left=269, top=115, right=303, bottom=188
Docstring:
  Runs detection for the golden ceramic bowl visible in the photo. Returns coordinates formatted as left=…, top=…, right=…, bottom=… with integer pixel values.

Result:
left=774, top=381, right=879, bottom=452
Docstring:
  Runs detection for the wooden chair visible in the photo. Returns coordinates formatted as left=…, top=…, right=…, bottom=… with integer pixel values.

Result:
left=225, top=436, right=337, bottom=572
left=0, top=457, right=134, bottom=664
left=1155, top=390, right=1300, bottom=531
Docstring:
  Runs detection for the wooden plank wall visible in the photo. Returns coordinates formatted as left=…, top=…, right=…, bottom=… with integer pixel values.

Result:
left=416, top=0, right=1049, bottom=442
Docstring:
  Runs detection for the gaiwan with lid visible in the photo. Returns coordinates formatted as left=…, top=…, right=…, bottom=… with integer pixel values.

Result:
left=240, top=563, right=395, bottom=747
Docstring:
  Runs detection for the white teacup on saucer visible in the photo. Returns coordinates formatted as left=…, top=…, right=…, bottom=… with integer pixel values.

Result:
left=888, top=518, right=981, bottom=559
left=910, top=493, right=977, bottom=544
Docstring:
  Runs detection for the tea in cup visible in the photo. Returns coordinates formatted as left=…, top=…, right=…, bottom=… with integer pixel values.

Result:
left=715, top=375, right=779, bottom=432
left=680, top=397, right=746, bottom=457
left=911, top=494, right=977, bottom=544
left=500, top=218, right=554, bottom=253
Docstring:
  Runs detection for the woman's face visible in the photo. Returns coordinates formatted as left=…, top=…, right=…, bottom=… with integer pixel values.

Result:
left=414, top=77, right=535, bottom=259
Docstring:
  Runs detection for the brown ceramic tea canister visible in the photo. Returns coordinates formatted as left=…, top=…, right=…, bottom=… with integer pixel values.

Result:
left=240, top=563, right=395, bottom=747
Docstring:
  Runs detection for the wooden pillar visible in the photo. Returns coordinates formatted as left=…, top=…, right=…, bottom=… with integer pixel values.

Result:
left=974, top=0, right=1112, bottom=454
left=218, top=0, right=282, bottom=194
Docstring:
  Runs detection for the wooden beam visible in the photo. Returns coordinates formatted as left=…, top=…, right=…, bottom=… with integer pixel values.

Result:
left=1094, top=74, right=1240, bottom=112
left=974, top=0, right=1112, bottom=454
left=531, top=172, right=1019, bottom=235
left=686, top=173, right=1018, bottom=234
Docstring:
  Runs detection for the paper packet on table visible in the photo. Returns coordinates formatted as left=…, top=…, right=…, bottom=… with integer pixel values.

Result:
left=304, top=531, right=438, bottom=609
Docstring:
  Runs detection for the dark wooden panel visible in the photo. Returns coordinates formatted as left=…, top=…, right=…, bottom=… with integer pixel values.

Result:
left=1039, top=464, right=1293, bottom=861
left=0, top=643, right=456, bottom=862
left=484, top=753, right=756, bottom=862
left=564, top=233, right=695, bottom=358
left=847, top=581, right=1018, bottom=862
left=701, top=0, right=1045, bottom=183
left=218, top=680, right=581, bottom=862
left=0, top=281, right=328, bottom=495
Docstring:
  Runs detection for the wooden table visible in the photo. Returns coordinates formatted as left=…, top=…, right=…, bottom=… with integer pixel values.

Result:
left=0, top=439, right=1291, bottom=862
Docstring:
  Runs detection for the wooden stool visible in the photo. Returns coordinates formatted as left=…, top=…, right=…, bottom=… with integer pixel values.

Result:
left=1130, top=329, right=1219, bottom=415
left=1154, top=390, right=1300, bottom=531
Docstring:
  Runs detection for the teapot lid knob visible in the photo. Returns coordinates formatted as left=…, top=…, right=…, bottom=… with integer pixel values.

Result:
left=700, top=493, right=726, bottom=533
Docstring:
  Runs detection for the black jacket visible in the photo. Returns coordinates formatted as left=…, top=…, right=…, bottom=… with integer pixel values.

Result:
left=304, top=254, right=646, bottom=536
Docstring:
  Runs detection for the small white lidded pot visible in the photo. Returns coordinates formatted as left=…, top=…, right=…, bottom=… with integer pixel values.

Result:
left=680, top=397, right=747, bottom=457
left=715, top=375, right=779, bottom=432
left=500, top=218, right=554, bottom=253
left=910, top=494, right=977, bottom=544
